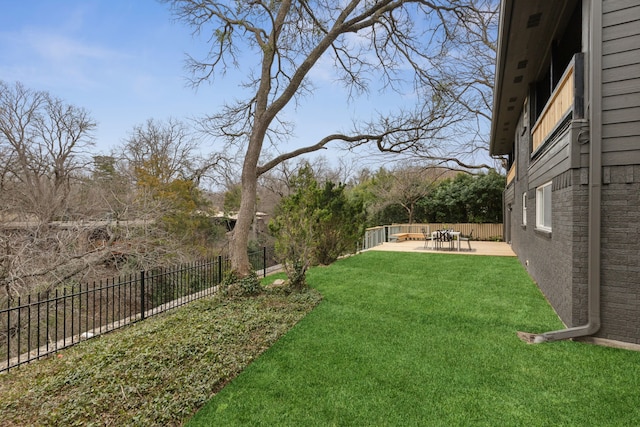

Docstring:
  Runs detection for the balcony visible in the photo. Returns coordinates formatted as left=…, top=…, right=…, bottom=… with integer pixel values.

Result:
left=531, top=53, right=584, bottom=153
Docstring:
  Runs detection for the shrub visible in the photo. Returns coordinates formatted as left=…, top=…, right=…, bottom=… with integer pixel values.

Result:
left=269, top=164, right=365, bottom=285
left=220, top=271, right=263, bottom=298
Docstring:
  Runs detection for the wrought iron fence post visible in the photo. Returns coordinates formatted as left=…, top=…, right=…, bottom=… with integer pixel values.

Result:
left=140, top=270, right=145, bottom=321
left=263, top=246, right=267, bottom=278
left=217, top=255, right=222, bottom=284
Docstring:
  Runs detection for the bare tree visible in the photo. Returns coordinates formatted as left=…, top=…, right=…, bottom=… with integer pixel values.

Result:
left=79, top=155, right=134, bottom=221
left=116, top=118, right=230, bottom=249
left=0, top=106, right=231, bottom=300
left=165, top=0, right=497, bottom=275
left=121, top=118, right=226, bottom=188
left=369, top=165, right=455, bottom=224
left=0, top=81, right=97, bottom=223
left=396, top=0, right=500, bottom=170
left=0, top=82, right=114, bottom=300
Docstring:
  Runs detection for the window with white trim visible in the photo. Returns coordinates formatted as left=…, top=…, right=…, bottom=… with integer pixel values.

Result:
left=522, top=192, right=527, bottom=226
left=536, top=182, right=552, bottom=231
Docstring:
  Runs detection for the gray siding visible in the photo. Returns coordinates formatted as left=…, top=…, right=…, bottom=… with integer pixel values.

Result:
left=528, top=130, right=571, bottom=188
left=602, top=0, right=640, bottom=166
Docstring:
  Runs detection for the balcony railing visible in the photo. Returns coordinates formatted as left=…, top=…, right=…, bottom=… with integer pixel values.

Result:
left=531, top=53, right=584, bottom=153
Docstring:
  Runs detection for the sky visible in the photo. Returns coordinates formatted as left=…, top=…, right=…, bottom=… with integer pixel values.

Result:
left=1, top=1, right=495, bottom=176
left=0, top=0, right=393, bottom=166
left=2, top=1, right=205, bottom=151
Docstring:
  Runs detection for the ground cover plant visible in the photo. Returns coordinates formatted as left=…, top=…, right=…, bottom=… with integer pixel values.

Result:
left=0, top=284, right=321, bottom=426
left=189, top=251, right=640, bottom=426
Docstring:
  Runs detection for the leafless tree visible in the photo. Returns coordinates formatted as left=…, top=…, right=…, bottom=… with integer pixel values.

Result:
left=165, top=0, right=498, bottom=275
left=401, top=0, right=499, bottom=170
left=0, top=82, right=119, bottom=300
left=0, top=94, right=231, bottom=300
left=370, top=165, right=454, bottom=224
left=120, top=117, right=227, bottom=187
left=77, top=155, right=134, bottom=221
left=0, top=81, right=97, bottom=223
left=113, top=118, right=231, bottom=258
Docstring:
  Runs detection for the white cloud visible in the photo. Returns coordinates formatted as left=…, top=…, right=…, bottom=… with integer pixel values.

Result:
left=27, top=31, right=122, bottom=63
left=0, top=27, right=133, bottom=91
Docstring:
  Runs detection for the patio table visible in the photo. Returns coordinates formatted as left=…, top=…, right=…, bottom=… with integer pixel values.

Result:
left=428, top=231, right=461, bottom=251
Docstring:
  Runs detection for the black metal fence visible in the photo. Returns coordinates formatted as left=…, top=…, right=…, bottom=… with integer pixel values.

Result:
left=1, top=247, right=278, bottom=373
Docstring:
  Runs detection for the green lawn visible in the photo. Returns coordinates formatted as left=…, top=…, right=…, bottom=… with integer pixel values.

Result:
left=189, top=251, right=640, bottom=426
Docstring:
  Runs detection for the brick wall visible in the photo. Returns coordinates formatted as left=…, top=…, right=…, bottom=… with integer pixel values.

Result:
left=599, top=165, right=640, bottom=344
left=508, top=114, right=578, bottom=327
left=521, top=174, right=575, bottom=325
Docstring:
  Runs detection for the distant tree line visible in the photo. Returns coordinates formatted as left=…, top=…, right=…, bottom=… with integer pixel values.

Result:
left=351, top=166, right=505, bottom=226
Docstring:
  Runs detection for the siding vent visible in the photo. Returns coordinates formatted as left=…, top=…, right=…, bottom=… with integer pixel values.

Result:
left=517, top=60, right=528, bottom=69
left=509, top=97, right=517, bottom=103
left=507, top=106, right=515, bottom=111
left=527, top=13, right=542, bottom=28
left=514, top=75, right=523, bottom=83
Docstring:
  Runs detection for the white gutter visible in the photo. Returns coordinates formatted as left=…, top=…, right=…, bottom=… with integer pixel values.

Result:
left=533, top=0, right=602, bottom=343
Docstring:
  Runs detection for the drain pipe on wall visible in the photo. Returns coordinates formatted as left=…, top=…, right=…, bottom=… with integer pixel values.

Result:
left=531, top=0, right=603, bottom=344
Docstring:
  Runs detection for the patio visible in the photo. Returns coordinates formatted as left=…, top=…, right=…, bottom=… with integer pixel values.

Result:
left=367, top=239, right=516, bottom=257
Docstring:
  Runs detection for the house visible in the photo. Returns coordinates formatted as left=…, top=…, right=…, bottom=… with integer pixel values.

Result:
left=490, top=0, right=640, bottom=346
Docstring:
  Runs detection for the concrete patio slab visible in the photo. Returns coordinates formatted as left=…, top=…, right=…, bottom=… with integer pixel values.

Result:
left=366, top=240, right=516, bottom=257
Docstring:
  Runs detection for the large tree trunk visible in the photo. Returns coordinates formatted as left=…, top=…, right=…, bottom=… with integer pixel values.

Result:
left=230, top=133, right=263, bottom=276
left=228, top=1, right=281, bottom=275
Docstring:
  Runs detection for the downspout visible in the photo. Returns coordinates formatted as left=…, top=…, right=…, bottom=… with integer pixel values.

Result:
left=533, top=0, right=602, bottom=343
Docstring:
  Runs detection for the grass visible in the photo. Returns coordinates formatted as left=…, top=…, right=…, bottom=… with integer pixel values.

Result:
left=3, top=251, right=640, bottom=426
left=188, top=252, right=640, bottom=426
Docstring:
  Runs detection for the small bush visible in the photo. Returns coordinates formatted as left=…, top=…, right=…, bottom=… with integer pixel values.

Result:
left=237, top=271, right=262, bottom=296
left=220, top=271, right=263, bottom=297
left=269, top=164, right=365, bottom=285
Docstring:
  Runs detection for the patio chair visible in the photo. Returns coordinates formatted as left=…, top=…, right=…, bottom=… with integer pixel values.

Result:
left=444, top=230, right=455, bottom=250
left=434, top=230, right=442, bottom=250
left=435, top=229, right=454, bottom=250
left=459, top=229, right=473, bottom=250
left=421, top=227, right=432, bottom=249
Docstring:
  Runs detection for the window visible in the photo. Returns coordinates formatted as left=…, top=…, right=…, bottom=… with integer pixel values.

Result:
left=536, top=182, right=552, bottom=231
left=522, top=192, right=527, bottom=226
